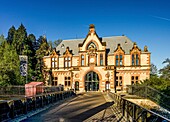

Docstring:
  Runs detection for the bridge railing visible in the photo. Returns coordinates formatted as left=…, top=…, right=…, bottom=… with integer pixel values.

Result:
left=108, top=92, right=170, bottom=122
left=0, top=85, right=64, bottom=97
left=127, top=85, right=170, bottom=111
left=0, top=90, right=75, bottom=122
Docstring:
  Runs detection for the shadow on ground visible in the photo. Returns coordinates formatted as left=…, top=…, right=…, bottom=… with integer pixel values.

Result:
left=68, top=101, right=115, bottom=121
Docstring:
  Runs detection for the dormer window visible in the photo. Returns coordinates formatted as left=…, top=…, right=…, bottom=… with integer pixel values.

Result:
left=115, top=54, right=123, bottom=66
left=132, top=54, right=139, bottom=66
left=64, top=56, right=71, bottom=68
left=114, top=44, right=124, bottom=66
left=130, top=42, right=141, bottom=66
left=51, top=57, right=58, bottom=69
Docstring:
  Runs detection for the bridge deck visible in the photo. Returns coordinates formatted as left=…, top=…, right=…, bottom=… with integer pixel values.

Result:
left=21, top=92, right=126, bottom=122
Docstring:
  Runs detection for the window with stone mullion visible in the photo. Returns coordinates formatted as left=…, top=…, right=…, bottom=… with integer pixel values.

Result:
left=132, top=54, right=139, bottom=66
left=116, top=76, right=123, bottom=87
left=65, top=76, right=71, bottom=86
left=131, top=76, right=139, bottom=85
left=52, top=77, right=58, bottom=86
left=51, top=57, right=57, bottom=68
left=116, top=54, right=123, bottom=66
left=64, top=57, right=71, bottom=68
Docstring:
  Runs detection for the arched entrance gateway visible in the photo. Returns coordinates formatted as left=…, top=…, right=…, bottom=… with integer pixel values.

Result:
left=85, top=71, right=99, bottom=91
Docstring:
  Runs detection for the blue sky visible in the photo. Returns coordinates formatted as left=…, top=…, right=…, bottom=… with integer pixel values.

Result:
left=0, top=0, right=170, bottom=70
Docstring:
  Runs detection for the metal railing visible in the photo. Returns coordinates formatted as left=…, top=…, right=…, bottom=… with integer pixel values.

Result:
left=0, top=85, right=64, bottom=97
left=108, top=92, right=170, bottom=122
left=0, top=89, right=74, bottom=121
left=127, top=85, right=170, bottom=111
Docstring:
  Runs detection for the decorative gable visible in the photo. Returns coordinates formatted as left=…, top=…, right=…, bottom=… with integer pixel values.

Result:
left=79, top=24, right=106, bottom=51
left=63, top=47, right=72, bottom=56
left=114, top=44, right=125, bottom=54
left=130, top=42, right=141, bottom=54
left=50, top=49, right=59, bottom=57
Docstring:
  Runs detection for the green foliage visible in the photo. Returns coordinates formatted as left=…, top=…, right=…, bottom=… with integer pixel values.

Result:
left=6, top=26, right=16, bottom=44
left=53, top=39, right=62, bottom=47
left=150, top=63, right=158, bottom=76
left=0, top=41, right=23, bottom=86
left=12, top=24, right=27, bottom=55
left=141, top=60, right=170, bottom=96
left=35, top=36, right=50, bottom=81
left=141, top=76, right=169, bottom=91
left=159, top=58, right=170, bottom=80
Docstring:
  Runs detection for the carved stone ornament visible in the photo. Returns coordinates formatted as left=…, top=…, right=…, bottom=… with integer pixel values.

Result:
left=144, top=46, right=148, bottom=52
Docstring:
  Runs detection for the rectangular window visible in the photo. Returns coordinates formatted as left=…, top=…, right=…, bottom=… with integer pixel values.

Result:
left=131, top=76, right=139, bottom=85
left=120, top=55, right=122, bottom=65
left=52, top=77, right=58, bottom=86
left=64, top=57, right=71, bottom=68
left=115, top=55, right=123, bottom=66
left=100, top=54, right=103, bottom=66
left=116, top=55, right=119, bottom=66
left=132, top=54, right=135, bottom=65
left=51, top=57, right=58, bottom=69
left=136, top=54, right=139, bottom=65
left=81, top=55, right=84, bottom=66
left=132, top=54, right=139, bottom=66
left=52, top=62, right=55, bottom=68
left=115, top=76, right=123, bottom=87
left=65, top=76, right=71, bottom=86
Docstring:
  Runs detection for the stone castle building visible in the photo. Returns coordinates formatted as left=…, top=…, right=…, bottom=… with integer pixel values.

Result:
left=43, top=24, right=150, bottom=92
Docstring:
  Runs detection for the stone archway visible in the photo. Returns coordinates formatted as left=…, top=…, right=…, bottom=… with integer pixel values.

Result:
left=85, top=71, right=99, bottom=91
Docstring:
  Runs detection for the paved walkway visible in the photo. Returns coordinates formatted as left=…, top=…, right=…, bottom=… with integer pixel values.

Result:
left=21, top=92, right=126, bottom=122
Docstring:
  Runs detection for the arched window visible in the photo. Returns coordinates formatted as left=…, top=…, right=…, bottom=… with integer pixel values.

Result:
left=100, top=54, right=103, bottom=66
left=132, top=54, right=139, bottom=66
left=87, top=42, right=96, bottom=50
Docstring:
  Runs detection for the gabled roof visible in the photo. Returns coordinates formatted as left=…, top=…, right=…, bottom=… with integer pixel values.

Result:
left=56, top=36, right=134, bottom=56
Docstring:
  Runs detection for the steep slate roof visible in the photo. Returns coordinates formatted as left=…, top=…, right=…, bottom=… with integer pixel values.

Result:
left=56, top=36, right=134, bottom=56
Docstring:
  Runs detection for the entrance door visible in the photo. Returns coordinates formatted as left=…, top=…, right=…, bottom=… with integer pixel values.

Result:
left=85, top=71, right=99, bottom=91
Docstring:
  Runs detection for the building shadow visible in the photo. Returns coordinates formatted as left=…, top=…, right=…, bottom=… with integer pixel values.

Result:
left=69, top=101, right=115, bottom=121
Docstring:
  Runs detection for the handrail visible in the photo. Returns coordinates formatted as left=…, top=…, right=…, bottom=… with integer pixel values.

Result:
left=108, top=92, right=170, bottom=122
left=0, top=90, right=75, bottom=121
left=127, top=85, right=170, bottom=111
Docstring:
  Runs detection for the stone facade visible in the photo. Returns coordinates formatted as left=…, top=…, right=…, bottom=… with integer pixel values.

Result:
left=43, top=24, right=150, bottom=92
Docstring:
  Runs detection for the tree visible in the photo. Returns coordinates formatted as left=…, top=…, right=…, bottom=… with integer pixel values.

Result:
left=150, top=63, right=158, bottom=77
left=12, top=24, right=27, bottom=55
left=35, top=36, right=50, bottom=81
left=159, top=58, right=170, bottom=80
left=0, top=39, right=23, bottom=86
left=53, top=39, right=62, bottom=47
left=6, top=26, right=16, bottom=44
left=0, top=34, right=6, bottom=45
